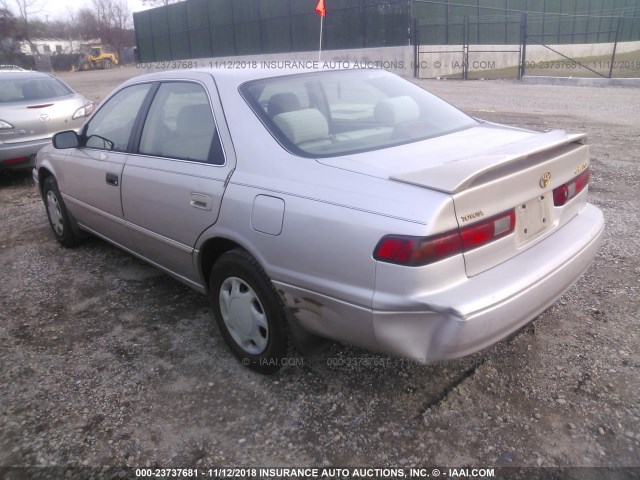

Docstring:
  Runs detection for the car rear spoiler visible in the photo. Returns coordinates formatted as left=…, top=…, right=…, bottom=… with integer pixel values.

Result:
left=390, top=130, right=587, bottom=194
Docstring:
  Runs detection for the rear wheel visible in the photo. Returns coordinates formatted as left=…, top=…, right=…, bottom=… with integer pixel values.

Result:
left=209, top=249, right=293, bottom=374
left=43, top=176, right=81, bottom=248
left=101, top=59, right=112, bottom=69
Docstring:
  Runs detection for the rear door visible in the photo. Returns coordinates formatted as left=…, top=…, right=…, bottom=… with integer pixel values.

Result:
left=58, top=83, right=154, bottom=249
left=121, top=75, right=234, bottom=285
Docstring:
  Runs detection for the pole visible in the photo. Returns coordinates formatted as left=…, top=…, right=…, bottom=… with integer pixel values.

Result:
left=463, top=16, right=469, bottom=80
left=520, top=12, right=528, bottom=80
left=608, top=13, right=624, bottom=79
left=319, top=15, right=324, bottom=63
left=413, top=18, right=419, bottom=78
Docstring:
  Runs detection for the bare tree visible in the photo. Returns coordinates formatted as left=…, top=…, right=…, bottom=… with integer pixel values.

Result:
left=11, top=0, right=42, bottom=24
left=0, top=5, right=18, bottom=40
left=0, top=6, right=20, bottom=59
left=71, top=8, right=101, bottom=40
left=48, top=19, right=71, bottom=39
left=90, top=0, right=134, bottom=59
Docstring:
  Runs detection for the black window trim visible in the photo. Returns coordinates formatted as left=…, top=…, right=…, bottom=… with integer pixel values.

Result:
left=80, top=81, right=157, bottom=154
left=78, top=78, right=227, bottom=167
left=130, top=79, right=227, bottom=167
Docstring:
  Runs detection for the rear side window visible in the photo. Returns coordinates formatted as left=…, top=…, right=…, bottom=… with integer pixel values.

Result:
left=139, top=82, right=223, bottom=164
left=85, top=83, right=152, bottom=152
left=0, top=76, right=73, bottom=103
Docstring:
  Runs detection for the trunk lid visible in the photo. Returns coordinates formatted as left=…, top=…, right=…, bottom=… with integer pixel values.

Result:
left=394, top=129, right=589, bottom=277
left=0, top=95, right=86, bottom=144
left=318, top=126, right=590, bottom=277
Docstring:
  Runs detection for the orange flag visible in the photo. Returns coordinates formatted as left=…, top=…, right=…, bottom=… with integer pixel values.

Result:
left=315, top=0, right=326, bottom=17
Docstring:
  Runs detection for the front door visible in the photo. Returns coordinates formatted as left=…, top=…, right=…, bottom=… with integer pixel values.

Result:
left=59, top=83, right=154, bottom=250
left=121, top=78, right=233, bottom=285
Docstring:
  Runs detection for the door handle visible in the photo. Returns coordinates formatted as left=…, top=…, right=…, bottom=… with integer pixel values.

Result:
left=190, top=193, right=213, bottom=211
left=106, top=172, right=119, bottom=186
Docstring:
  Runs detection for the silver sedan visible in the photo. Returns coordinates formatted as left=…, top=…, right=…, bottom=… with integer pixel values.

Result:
left=1, top=71, right=93, bottom=172
left=33, top=68, right=604, bottom=373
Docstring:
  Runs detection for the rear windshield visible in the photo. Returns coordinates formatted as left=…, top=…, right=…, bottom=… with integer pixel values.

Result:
left=0, top=76, right=73, bottom=103
left=240, top=70, right=477, bottom=158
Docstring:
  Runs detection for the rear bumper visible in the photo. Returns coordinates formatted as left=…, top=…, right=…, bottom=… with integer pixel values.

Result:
left=0, top=138, right=51, bottom=170
left=372, top=203, right=604, bottom=361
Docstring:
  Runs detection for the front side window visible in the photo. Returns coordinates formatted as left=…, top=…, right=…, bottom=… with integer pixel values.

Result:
left=240, top=70, right=477, bottom=158
left=139, top=82, right=222, bottom=164
left=84, top=83, right=152, bottom=152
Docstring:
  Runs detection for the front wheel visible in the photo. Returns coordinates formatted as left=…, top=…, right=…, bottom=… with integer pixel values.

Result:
left=43, top=176, right=81, bottom=248
left=209, top=249, right=293, bottom=374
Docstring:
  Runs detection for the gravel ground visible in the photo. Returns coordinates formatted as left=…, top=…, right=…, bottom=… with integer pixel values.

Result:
left=1, top=67, right=639, bottom=477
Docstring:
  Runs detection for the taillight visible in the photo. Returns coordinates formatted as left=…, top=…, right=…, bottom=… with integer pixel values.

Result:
left=72, top=102, right=94, bottom=120
left=459, top=210, right=516, bottom=251
left=374, top=209, right=515, bottom=266
left=2, top=157, right=28, bottom=164
left=553, top=168, right=590, bottom=206
left=374, top=232, right=462, bottom=266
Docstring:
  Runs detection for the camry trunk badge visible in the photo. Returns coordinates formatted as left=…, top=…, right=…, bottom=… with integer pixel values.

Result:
left=39, top=113, right=50, bottom=122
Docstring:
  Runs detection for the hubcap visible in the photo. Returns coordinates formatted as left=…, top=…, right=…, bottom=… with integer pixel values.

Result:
left=219, top=277, right=268, bottom=355
left=46, top=190, right=64, bottom=236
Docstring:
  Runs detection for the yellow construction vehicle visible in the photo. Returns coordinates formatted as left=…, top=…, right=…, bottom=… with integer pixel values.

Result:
left=77, top=46, right=119, bottom=71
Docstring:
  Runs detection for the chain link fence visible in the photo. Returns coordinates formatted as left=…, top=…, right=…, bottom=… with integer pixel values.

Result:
left=522, top=11, right=640, bottom=79
left=132, top=0, right=640, bottom=79
left=413, top=1, right=640, bottom=80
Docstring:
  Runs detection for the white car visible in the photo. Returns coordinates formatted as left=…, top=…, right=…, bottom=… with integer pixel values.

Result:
left=34, top=68, right=604, bottom=373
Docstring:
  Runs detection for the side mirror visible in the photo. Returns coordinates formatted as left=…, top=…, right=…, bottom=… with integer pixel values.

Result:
left=53, top=130, right=80, bottom=149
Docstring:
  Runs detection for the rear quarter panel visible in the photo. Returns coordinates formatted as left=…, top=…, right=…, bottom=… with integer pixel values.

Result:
left=193, top=72, right=460, bottom=345
left=196, top=92, right=457, bottom=345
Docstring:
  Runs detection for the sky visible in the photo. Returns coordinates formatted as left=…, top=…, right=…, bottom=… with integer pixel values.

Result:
left=10, top=0, right=150, bottom=22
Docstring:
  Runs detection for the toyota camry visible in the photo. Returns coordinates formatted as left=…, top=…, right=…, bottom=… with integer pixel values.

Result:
left=33, top=68, right=604, bottom=373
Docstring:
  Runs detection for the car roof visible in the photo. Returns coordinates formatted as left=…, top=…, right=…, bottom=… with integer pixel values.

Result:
left=0, top=65, right=27, bottom=71
left=121, top=67, right=376, bottom=91
left=0, top=70, right=54, bottom=79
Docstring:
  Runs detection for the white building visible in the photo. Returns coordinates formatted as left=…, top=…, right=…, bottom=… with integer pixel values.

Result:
left=18, top=38, right=101, bottom=55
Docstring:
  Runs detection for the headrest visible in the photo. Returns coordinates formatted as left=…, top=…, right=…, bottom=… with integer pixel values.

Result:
left=374, top=96, right=420, bottom=127
left=273, top=109, right=329, bottom=145
left=268, top=92, right=301, bottom=117
left=176, top=104, right=213, bottom=137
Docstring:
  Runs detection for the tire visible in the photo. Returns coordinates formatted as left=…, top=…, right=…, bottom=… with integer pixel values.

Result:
left=43, top=176, right=81, bottom=248
left=101, top=59, right=112, bottom=69
left=209, top=249, right=293, bottom=374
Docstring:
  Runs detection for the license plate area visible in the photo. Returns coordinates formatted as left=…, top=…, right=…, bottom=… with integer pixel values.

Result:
left=515, top=194, right=553, bottom=244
